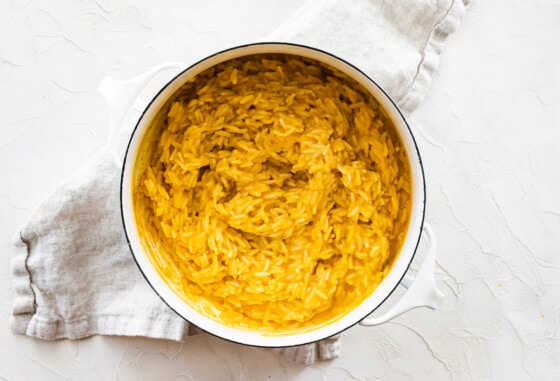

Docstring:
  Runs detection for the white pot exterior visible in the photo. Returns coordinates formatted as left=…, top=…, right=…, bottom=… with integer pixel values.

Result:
left=120, top=43, right=427, bottom=347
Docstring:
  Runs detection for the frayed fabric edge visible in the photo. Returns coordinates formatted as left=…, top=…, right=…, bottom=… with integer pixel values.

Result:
left=10, top=232, right=36, bottom=336
left=398, top=0, right=471, bottom=114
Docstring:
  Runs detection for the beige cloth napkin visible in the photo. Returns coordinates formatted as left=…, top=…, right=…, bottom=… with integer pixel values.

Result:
left=11, top=0, right=469, bottom=366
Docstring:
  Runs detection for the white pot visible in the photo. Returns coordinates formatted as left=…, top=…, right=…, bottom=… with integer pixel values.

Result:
left=105, top=43, right=444, bottom=348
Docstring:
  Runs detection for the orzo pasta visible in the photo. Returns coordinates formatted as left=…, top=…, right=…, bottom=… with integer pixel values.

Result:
left=133, top=54, right=411, bottom=333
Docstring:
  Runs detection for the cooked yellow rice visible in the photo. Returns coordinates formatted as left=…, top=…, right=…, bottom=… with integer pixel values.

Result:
left=133, top=54, right=411, bottom=333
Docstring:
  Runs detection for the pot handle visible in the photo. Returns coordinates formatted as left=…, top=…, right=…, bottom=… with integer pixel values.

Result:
left=97, top=62, right=187, bottom=165
left=359, top=223, right=444, bottom=326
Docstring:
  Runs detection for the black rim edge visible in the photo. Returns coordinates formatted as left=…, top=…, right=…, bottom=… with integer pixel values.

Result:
left=119, top=41, right=427, bottom=347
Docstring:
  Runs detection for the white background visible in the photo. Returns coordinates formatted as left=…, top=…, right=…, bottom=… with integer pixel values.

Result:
left=1, top=0, right=559, bottom=379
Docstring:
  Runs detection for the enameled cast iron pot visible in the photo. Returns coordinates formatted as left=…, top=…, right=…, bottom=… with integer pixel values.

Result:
left=102, top=43, right=444, bottom=348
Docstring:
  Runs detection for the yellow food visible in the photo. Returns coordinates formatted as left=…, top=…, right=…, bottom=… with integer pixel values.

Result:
left=133, top=54, right=411, bottom=333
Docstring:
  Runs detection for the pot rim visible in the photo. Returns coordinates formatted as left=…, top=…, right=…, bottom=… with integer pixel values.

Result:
left=120, top=42, right=426, bottom=347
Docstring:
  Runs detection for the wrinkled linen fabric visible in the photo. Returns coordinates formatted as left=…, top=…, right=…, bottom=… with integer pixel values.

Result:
left=10, top=0, right=469, bottom=365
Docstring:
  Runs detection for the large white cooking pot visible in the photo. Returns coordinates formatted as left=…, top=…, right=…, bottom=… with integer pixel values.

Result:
left=103, top=43, right=444, bottom=348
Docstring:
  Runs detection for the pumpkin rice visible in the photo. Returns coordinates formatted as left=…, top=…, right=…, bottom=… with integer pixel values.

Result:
left=133, top=54, right=411, bottom=333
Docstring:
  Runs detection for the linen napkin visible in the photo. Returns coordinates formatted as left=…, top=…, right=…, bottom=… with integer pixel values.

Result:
left=11, top=0, right=469, bottom=365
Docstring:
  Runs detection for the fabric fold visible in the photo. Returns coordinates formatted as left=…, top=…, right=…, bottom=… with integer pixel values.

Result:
left=265, top=0, right=470, bottom=114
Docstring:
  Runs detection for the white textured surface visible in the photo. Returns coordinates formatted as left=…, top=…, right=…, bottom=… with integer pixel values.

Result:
left=1, top=1, right=559, bottom=380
